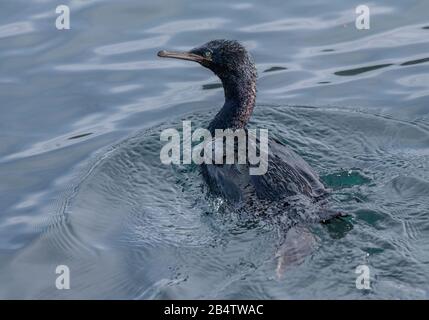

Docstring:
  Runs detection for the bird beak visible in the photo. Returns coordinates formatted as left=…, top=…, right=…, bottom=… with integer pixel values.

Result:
left=157, top=50, right=207, bottom=63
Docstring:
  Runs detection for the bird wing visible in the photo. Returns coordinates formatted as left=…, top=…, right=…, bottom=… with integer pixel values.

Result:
left=201, top=137, right=327, bottom=203
left=249, top=138, right=327, bottom=201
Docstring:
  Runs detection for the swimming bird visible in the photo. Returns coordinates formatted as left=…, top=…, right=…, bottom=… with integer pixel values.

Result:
left=158, top=40, right=344, bottom=274
left=160, top=40, right=338, bottom=206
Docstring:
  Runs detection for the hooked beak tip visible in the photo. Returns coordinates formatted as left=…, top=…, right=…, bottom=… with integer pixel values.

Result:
left=157, top=50, right=168, bottom=58
left=157, top=50, right=206, bottom=63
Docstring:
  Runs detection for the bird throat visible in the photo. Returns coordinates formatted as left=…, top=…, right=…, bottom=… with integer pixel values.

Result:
left=208, top=73, right=256, bottom=134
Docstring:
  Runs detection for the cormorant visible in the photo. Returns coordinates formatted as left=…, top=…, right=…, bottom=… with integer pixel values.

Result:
left=158, top=39, right=341, bottom=222
left=158, top=40, right=346, bottom=275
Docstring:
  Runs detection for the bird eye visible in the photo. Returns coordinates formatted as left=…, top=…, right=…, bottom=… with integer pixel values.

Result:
left=204, top=50, right=212, bottom=59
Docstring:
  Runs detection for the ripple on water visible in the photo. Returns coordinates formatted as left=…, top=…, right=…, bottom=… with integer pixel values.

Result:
left=9, top=106, right=429, bottom=299
left=0, top=21, right=34, bottom=39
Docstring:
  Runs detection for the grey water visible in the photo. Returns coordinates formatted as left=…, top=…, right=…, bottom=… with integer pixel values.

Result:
left=0, top=0, right=428, bottom=299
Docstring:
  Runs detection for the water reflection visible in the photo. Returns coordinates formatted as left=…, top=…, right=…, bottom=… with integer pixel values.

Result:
left=334, top=64, right=393, bottom=76
left=0, top=0, right=429, bottom=299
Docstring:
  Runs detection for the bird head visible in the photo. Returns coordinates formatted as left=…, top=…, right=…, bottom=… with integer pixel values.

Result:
left=158, top=39, right=256, bottom=82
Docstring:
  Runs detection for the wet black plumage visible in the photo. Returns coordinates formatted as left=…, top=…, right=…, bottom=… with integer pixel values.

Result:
left=158, top=40, right=340, bottom=223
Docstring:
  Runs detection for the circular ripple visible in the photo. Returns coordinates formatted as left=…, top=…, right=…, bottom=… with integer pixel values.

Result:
left=24, top=106, right=429, bottom=298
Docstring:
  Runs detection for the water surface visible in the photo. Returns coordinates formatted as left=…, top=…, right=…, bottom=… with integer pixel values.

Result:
left=0, top=0, right=428, bottom=299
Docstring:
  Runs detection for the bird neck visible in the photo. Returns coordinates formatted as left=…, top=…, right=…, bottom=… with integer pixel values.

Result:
left=208, top=71, right=256, bottom=134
